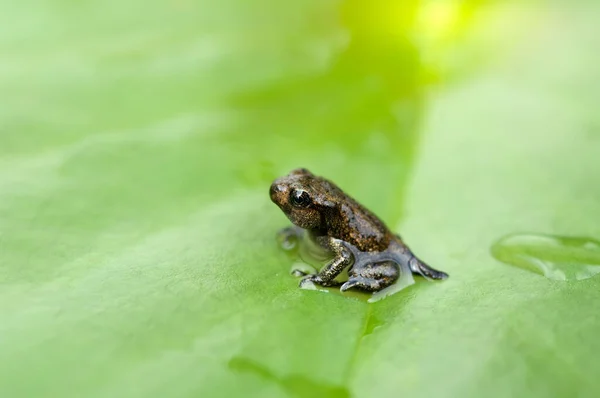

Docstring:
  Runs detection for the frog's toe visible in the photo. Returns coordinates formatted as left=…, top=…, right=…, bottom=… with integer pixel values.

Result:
left=408, top=257, right=449, bottom=280
left=299, top=275, right=321, bottom=288
left=299, top=274, right=342, bottom=288
left=434, top=270, right=449, bottom=280
left=340, top=279, right=360, bottom=292
left=417, top=266, right=449, bottom=281
left=341, top=277, right=380, bottom=292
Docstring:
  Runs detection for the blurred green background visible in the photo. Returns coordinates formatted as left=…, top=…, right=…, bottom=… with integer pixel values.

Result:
left=1, top=0, right=600, bottom=397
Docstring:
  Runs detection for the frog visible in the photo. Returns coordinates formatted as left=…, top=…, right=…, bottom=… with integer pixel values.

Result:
left=269, top=168, right=448, bottom=292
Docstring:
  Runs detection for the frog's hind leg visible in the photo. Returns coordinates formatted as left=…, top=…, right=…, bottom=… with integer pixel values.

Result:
left=340, top=261, right=398, bottom=292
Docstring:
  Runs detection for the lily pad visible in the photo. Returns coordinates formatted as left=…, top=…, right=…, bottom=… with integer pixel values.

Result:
left=1, top=0, right=599, bottom=397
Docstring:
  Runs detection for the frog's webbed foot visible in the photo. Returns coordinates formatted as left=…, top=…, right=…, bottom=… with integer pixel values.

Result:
left=408, top=256, right=448, bottom=280
left=299, top=274, right=343, bottom=288
left=395, top=237, right=449, bottom=280
left=298, top=237, right=353, bottom=288
left=277, top=226, right=303, bottom=251
left=341, top=261, right=398, bottom=292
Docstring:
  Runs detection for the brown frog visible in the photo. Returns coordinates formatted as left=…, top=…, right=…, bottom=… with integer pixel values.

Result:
left=269, top=168, right=448, bottom=292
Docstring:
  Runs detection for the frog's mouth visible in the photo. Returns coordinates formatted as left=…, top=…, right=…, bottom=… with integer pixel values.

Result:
left=270, top=182, right=296, bottom=222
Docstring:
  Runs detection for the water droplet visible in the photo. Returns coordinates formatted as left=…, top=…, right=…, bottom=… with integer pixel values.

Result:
left=298, top=279, right=327, bottom=292
left=491, top=234, right=600, bottom=281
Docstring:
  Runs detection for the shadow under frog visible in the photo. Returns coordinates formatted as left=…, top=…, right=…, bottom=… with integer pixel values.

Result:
left=270, top=168, right=448, bottom=299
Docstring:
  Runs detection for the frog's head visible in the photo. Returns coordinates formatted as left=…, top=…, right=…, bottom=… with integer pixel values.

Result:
left=270, top=168, right=337, bottom=231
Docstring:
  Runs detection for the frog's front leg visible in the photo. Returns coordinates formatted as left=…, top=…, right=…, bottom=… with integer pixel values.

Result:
left=299, top=237, right=353, bottom=288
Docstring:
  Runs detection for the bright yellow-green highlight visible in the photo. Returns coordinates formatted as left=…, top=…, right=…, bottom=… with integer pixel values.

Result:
left=419, top=1, right=462, bottom=39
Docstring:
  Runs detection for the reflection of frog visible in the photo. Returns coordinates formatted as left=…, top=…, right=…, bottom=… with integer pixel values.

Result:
left=269, top=168, right=448, bottom=292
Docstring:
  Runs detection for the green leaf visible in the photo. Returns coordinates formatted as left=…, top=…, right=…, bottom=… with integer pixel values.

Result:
left=1, top=1, right=599, bottom=397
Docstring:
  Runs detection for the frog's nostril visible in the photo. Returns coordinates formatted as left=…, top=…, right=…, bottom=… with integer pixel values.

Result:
left=269, top=183, right=285, bottom=199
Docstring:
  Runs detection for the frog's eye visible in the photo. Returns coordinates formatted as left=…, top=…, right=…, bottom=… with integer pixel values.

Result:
left=290, top=189, right=312, bottom=208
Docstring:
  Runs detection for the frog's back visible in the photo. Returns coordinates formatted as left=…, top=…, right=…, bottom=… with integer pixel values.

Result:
left=320, top=179, right=393, bottom=252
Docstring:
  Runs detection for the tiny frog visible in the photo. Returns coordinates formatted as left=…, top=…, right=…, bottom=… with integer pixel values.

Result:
left=269, top=168, right=448, bottom=293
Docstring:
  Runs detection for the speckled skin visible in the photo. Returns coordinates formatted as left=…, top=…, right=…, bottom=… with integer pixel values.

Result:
left=270, top=168, right=449, bottom=292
